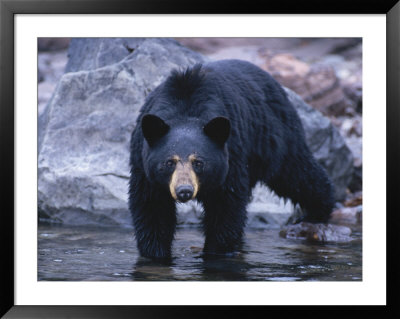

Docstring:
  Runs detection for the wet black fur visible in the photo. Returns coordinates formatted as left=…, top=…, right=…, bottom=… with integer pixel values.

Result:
left=129, top=59, right=335, bottom=259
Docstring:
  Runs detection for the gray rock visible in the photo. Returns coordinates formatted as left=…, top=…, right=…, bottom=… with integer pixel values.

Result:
left=38, top=38, right=353, bottom=228
left=65, top=38, right=145, bottom=73
left=38, top=51, right=69, bottom=84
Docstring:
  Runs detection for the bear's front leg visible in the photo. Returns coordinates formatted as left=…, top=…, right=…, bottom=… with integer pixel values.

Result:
left=201, top=190, right=248, bottom=256
left=130, top=193, right=177, bottom=260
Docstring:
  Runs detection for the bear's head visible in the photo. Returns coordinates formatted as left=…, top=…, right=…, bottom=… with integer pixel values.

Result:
left=141, top=114, right=230, bottom=202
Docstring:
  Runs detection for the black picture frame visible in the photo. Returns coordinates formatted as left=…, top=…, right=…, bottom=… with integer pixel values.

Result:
left=1, top=0, right=398, bottom=317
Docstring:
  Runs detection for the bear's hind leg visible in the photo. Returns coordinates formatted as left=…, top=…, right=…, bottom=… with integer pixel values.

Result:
left=268, top=154, right=335, bottom=224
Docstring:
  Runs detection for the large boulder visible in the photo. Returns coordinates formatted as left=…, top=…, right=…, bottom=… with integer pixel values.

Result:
left=38, top=38, right=353, bottom=228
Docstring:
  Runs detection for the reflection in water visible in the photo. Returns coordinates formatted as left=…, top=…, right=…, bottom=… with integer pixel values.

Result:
left=132, top=257, right=175, bottom=281
left=132, top=253, right=251, bottom=281
left=200, top=255, right=250, bottom=281
left=38, top=224, right=362, bottom=281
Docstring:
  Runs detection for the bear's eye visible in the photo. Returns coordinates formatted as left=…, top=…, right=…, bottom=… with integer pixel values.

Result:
left=166, top=159, right=176, bottom=168
left=192, top=160, right=204, bottom=171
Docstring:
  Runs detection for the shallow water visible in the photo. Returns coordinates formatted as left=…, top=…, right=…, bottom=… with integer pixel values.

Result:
left=38, top=224, right=361, bottom=281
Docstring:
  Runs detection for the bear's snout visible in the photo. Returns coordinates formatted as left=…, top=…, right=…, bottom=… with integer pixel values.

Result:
left=169, top=155, right=199, bottom=202
left=175, top=185, right=194, bottom=202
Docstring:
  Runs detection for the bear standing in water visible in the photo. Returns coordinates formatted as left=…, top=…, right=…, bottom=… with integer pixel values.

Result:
left=129, top=59, right=335, bottom=259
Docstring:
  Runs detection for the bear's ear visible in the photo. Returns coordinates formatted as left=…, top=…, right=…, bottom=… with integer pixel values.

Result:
left=141, top=114, right=170, bottom=147
left=203, top=116, right=231, bottom=146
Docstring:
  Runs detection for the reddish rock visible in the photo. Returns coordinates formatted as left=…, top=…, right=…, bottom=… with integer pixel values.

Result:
left=330, top=205, right=362, bottom=225
left=344, top=193, right=362, bottom=207
left=260, top=52, right=351, bottom=117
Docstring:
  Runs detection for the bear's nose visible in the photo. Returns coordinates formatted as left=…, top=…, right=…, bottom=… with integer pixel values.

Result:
left=175, top=185, right=194, bottom=202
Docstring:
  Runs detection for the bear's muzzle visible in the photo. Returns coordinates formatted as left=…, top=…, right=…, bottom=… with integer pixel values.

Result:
left=169, top=155, right=199, bottom=202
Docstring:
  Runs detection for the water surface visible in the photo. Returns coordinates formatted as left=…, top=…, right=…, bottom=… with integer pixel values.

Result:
left=38, top=224, right=361, bottom=281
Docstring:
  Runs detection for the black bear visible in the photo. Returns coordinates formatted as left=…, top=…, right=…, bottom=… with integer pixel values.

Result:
left=129, top=59, right=335, bottom=259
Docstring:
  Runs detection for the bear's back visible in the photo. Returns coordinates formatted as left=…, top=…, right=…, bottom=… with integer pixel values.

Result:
left=133, top=59, right=304, bottom=164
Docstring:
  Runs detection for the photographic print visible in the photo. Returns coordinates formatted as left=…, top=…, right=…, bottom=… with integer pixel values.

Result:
left=38, top=37, right=363, bottom=282
left=2, top=4, right=395, bottom=314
